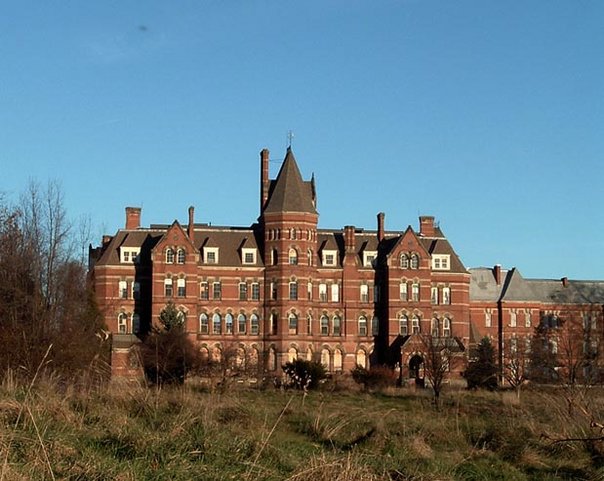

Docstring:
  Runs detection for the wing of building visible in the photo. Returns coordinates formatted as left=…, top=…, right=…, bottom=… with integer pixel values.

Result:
left=89, top=147, right=604, bottom=380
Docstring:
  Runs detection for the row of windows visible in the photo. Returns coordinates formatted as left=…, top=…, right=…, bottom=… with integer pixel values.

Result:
left=165, top=248, right=187, bottom=264
left=118, top=281, right=140, bottom=300
left=117, top=312, right=140, bottom=334
left=200, top=313, right=261, bottom=335
left=397, top=315, right=452, bottom=337
left=266, top=228, right=317, bottom=242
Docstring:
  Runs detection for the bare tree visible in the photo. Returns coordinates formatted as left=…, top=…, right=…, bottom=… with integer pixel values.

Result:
left=503, top=336, right=530, bottom=399
left=420, top=335, right=452, bottom=406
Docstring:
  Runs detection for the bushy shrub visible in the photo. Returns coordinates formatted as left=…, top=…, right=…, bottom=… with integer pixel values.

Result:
left=351, top=365, right=397, bottom=391
left=282, top=359, right=327, bottom=390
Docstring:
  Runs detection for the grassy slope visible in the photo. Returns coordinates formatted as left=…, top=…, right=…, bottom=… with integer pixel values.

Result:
left=1, top=378, right=604, bottom=481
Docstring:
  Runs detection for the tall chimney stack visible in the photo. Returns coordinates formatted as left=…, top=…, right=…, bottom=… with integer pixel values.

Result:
left=188, top=206, right=195, bottom=240
left=493, top=264, right=502, bottom=286
left=419, top=216, right=435, bottom=237
left=344, top=225, right=355, bottom=253
left=260, top=148, right=270, bottom=211
left=125, top=207, right=141, bottom=230
left=377, top=212, right=385, bottom=242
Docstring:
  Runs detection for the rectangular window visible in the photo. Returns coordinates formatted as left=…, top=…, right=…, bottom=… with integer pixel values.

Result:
left=307, top=282, right=313, bottom=300
left=399, top=317, right=408, bottom=336
left=319, top=283, right=327, bottom=302
left=177, top=278, right=186, bottom=297
left=239, top=282, right=248, bottom=301
left=333, top=317, right=341, bottom=336
left=320, top=317, right=329, bottom=335
left=510, top=310, right=517, bottom=327
left=411, top=283, right=420, bottom=302
left=245, top=252, right=255, bottom=263
left=360, top=284, right=369, bottom=303
left=242, top=248, right=256, bottom=265
left=431, top=254, right=450, bottom=271
left=251, top=282, right=260, bottom=301
left=331, top=284, right=339, bottom=302
left=358, top=317, right=367, bottom=336
left=164, top=279, right=173, bottom=297
left=288, top=315, right=298, bottom=335
left=205, top=248, right=219, bottom=264
left=442, top=287, right=451, bottom=305
left=133, top=282, right=140, bottom=300
left=322, top=250, right=337, bottom=266
left=431, top=287, right=438, bottom=305
left=399, top=282, right=407, bottom=301
left=289, top=282, right=298, bottom=301
left=411, top=317, right=420, bottom=334
left=200, top=282, right=209, bottom=300
left=119, top=281, right=128, bottom=299
left=485, top=310, right=492, bottom=328
left=213, top=282, right=221, bottom=300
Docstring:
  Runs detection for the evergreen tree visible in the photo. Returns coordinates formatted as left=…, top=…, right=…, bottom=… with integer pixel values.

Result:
left=465, top=337, right=498, bottom=390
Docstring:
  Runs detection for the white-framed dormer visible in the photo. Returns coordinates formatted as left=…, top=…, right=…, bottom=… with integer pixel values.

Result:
left=431, top=254, right=450, bottom=271
left=362, top=250, right=377, bottom=268
left=203, top=247, right=219, bottom=264
left=241, top=247, right=257, bottom=265
left=120, top=247, right=140, bottom=264
left=322, top=249, right=337, bottom=267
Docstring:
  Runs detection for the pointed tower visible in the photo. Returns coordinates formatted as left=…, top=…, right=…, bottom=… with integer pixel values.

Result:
left=260, top=147, right=319, bottom=366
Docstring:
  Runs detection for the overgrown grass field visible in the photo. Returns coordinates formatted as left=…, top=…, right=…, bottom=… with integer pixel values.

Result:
left=2, top=376, right=604, bottom=480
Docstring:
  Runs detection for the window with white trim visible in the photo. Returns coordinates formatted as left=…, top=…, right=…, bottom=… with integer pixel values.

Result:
left=333, top=315, right=341, bottom=336
left=199, top=313, right=209, bottom=334
left=331, top=283, right=339, bottom=302
left=525, top=309, right=532, bottom=327
left=212, top=313, right=221, bottom=334
left=431, top=254, right=450, bottom=271
left=442, top=317, right=451, bottom=337
left=307, top=282, right=313, bottom=300
left=400, top=254, right=409, bottom=269
left=289, top=281, right=298, bottom=301
left=411, top=283, right=420, bottom=302
left=333, top=349, right=343, bottom=371
left=239, top=282, right=248, bottom=301
left=410, top=254, right=420, bottom=269
left=320, top=315, right=329, bottom=335
left=442, top=287, right=451, bottom=305
left=120, top=247, right=140, bottom=264
left=242, top=248, right=257, bottom=265
left=358, top=315, right=367, bottom=336
left=200, top=281, right=209, bottom=300
left=360, top=284, right=369, bottom=303
left=363, top=251, right=377, bottom=267
left=251, top=282, right=260, bottom=301
left=307, top=314, right=312, bottom=335
left=119, top=281, right=128, bottom=299
left=288, top=313, right=298, bottom=335
left=250, top=314, right=259, bottom=335
left=238, top=314, right=246, bottom=334
left=118, top=313, right=128, bottom=334
left=177, top=248, right=186, bottom=264
left=164, top=278, right=173, bottom=297
left=510, top=310, right=517, bottom=327
left=431, top=318, right=440, bottom=337
left=204, top=247, right=219, bottom=264
left=431, top=287, right=438, bottom=305
left=289, top=248, right=298, bottom=265
left=166, top=248, right=175, bottom=264
left=225, top=313, right=233, bottom=334
left=322, top=250, right=337, bottom=266
left=212, top=281, right=221, bottom=300
left=399, top=315, right=408, bottom=336
left=319, top=283, right=327, bottom=302
left=177, top=278, right=186, bottom=297
left=485, top=310, right=492, bottom=328
left=411, top=315, right=420, bottom=334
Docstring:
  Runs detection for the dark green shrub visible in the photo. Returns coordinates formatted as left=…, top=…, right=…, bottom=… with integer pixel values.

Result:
left=282, top=359, right=327, bottom=390
left=351, top=364, right=397, bottom=391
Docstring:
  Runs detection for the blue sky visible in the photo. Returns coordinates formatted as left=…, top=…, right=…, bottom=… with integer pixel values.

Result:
left=1, top=1, right=602, bottom=279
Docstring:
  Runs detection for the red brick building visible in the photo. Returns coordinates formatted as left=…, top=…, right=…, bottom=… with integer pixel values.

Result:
left=89, top=147, right=604, bottom=381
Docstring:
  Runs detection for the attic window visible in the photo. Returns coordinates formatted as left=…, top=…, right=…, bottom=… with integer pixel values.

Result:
left=432, top=254, right=450, bottom=271
left=363, top=251, right=377, bottom=268
left=204, top=247, right=219, bottom=264
left=120, top=247, right=140, bottom=264
left=242, top=248, right=257, bottom=265
left=322, top=250, right=337, bottom=267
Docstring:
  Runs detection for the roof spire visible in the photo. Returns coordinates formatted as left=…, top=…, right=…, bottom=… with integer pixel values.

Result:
left=287, top=130, right=294, bottom=149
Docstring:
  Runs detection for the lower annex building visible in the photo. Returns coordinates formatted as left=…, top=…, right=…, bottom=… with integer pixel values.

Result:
left=89, top=147, right=604, bottom=380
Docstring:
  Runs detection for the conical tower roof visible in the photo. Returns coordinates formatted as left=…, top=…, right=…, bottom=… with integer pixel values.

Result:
left=263, top=148, right=317, bottom=214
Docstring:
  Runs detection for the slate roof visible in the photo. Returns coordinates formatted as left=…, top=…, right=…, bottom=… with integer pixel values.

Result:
left=263, top=148, right=316, bottom=214
left=469, top=267, right=510, bottom=302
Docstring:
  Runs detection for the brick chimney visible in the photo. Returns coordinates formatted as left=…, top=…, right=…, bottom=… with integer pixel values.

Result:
left=260, top=148, right=270, bottom=211
left=188, top=206, right=195, bottom=240
left=493, top=264, right=502, bottom=285
left=125, top=207, right=141, bottom=230
left=561, top=277, right=568, bottom=287
left=377, top=212, right=385, bottom=242
left=419, top=216, right=435, bottom=237
left=344, top=225, right=355, bottom=253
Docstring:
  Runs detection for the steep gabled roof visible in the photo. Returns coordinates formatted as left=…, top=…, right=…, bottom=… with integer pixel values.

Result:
left=263, top=148, right=317, bottom=214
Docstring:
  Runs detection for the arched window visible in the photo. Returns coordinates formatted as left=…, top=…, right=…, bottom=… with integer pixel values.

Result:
left=306, top=314, right=313, bottom=334
left=443, top=317, right=451, bottom=337
left=118, top=313, right=128, bottom=334
left=199, top=313, right=209, bottom=334
left=212, top=346, right=222, bottom=363
left=225, top=313, right=234, bottom=334
left=411, top=315, right=420, bottom=334
left=320, top=315, right=329, bottom=335
left=307, top=249, right=313, bottom=266
left=410, top=254, right=420, bottom=269
left=289, top=248, right=298, bottom=265
left=431, top=318, right=440, bottom=337
left=306, top=346, right=314, bottom=361
left=321, top=348, right=330, bottom=369
left=177, top=248, right=186, bottom=264
left=288, top=313, right=298, bottom=335
left=212, top=313, right=222, bottom=334
left=332, top=315, right=342, bottom=336
left=333, top=349, right=343, bottom=371
left=400, top=254, right=409, bottom=269
left=399, top=315, right=408, bottom=336
left=358, top=315, right=367, bottom=336
left=250, top=314, right=259, bottom=335
left=166, top=248, right=175, bottom=264
left=287, top=347, right=298, bottom=363
left=199, top=346, right=209, bottom=361
left=248, top=347, right=259, bottom=369
left=176, top=309, right=185, bottom=325
left=371, top=316, right=379, bottom=336
left=268, top=347, right=277, bottom=371
left=356, top=349, right=367, bottom=368
left=238, top=314, right=246, bottom=334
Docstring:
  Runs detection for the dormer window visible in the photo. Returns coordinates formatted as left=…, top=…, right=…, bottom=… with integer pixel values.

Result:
left=177, top=248, right=186, bottom=264
left=120, top=247, right=140, bottom=264
left=432, top=254, right=450, bottom=271
left=322, top=250, right=337, bottom=267
left=363, top=251, right=377, bottom=267
left=204, top=247, right=219, bottom=264
left=242, top=248, right=257, bottom=265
